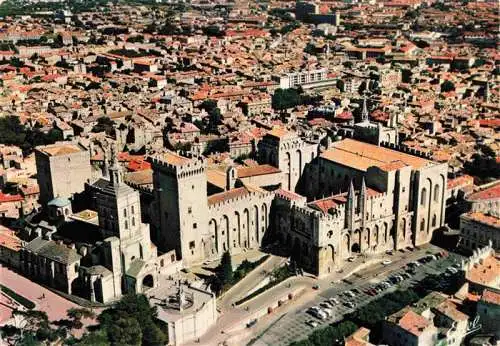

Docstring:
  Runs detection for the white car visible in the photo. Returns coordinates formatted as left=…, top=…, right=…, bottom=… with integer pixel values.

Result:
left=321, top=308, right=333, bottom=318
left=348, top=257, right=355, bottom=262
left=382, top=260, right=392, bottom=265
left=306, top=320, right=319, bottom=328
left=316, top=310, right=328, bottom=320
left=345, top=290, right=355, bottom=298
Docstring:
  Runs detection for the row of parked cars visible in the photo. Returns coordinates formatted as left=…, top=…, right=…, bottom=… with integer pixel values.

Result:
left=306, top=296, right=342, bottom=323
left=304, top=251, right=450, bottom=328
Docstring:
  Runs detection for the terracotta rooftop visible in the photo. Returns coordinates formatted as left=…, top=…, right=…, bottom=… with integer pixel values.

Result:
left=275, top=188, right=304, bottom=201
left=157, top=151, right=191, bottom=166
left=397, top=310, right=431, bottom=336
left=0, top=226, right=22, bottom=252
left=434, top=300, right=469, bottom=322
left=37, top=143, right=83, bottom=156
left=463, top=212, right=500, bottom=227
left=447, top=175, right=474, bottom=189
left=345, top=327, right=373, bottom=346
left=481, top=289, right=500, bottom=306
left=237, top=164, right=280, bottom=178
left=309, top=188, right=382, bottom=214
left=206, top=169, right=226, bottom=190
left=266, top=128, right=295, bottom=140
left=125, top=169, right=153, bottom=186
left=466, top=254, right=499, bottom=287
left=0, top=193, right=23, bottom=203
left=467, top=182, right=500, bottom=201
left=320, top=139, right=432, bottom=171
left=208, top=187, right=249, bottom=206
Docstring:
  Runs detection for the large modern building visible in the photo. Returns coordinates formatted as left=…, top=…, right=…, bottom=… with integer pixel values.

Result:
left=149, top=129, right=448, bottom=275
left=278, top=68, right=328, bottom=89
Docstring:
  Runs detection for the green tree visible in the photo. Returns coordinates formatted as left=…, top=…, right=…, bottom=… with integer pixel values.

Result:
left=66, top=308, right=95, bottom=331
left=74, top=330, right=110, bottom=346
left=199, top=99, right=218, bottom=113
left=441, top=80, right=455, bottom=92
left=219, top=250, right=233, bottom=285
left=272, top=88, right=301, bottom=112
left=97, top=294, right=167, bottom=346
left=107, top=318, right=142, bottom=346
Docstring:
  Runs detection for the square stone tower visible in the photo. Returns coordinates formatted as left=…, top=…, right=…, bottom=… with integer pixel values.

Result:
left=150, top=152, right=208, bottom=266
left=35, top=142, right=91, bottom=206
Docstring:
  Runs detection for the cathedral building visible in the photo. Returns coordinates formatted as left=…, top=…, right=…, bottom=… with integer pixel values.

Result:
left=22, top=146, right=179, bottom=303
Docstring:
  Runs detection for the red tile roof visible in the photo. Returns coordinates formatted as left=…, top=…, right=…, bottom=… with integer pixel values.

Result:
left=467, top=183, right=500, bottom=201
left=127, top=158, right=152, bottom=172
left=0, top=193, right=23, bottom=203
left=208, top=187, right=249, bottom=206
left=237, top=165, right=280, bottom=178
left=0, top=226, right=22, bottom=252
left=466, top=255, right=499, bottom=287
left=481, top=289, right=500, bottom=306
left=275, top=189, right=304, bottom=201
left=397, top=310, right=431, bottom=336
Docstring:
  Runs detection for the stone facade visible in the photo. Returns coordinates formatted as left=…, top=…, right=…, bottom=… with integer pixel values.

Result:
left=258, top=128, right=318, bottom=193
left=458, top=181, right=500, bottom=252
left=149, top=132, right=448, bottom=276
left=150, top=151, right=275, bottom=267
left=22, top=149, right=180, bottom=304
left=459, top=213, right=499, bottom=252
left=35, top=142, right=91, bottom=205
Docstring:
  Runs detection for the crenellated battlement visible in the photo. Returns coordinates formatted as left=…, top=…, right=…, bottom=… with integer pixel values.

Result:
left=207, top=190, right=274, bottom=211
left=148, top=151, right=206, bottom=178
left=328, top=203, right=346, bottom=220
left=291, top=203, right=321, bottom=218
left=379, top=141, right=433, bottom=161
left=125, top=181, right=153, bottom=194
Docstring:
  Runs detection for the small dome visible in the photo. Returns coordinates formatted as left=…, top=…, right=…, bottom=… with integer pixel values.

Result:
left=47, top=197, right=71, bottom=208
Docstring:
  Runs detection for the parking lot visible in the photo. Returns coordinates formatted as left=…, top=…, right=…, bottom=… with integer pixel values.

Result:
left=253, top=248, right=463, bottom=346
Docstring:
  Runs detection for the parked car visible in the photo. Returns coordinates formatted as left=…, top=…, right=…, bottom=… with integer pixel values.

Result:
left=247, top=319, right=257, bottom=328
left=320, top=302, right=333, bottom=309
left=306, top=320, right=319, bottom=328
left=382, top=260, right=392, bottom=265
left=344, top=301, right=355, bottom=308
left=322, top=308, right=333, bottom=318
left=345, top=290, right=355, bottom=298
left=312, top=284, right=320, bottom=290
left=328, top=298, right=339, bottom=305
left=348, top=257, right=355, bottom=262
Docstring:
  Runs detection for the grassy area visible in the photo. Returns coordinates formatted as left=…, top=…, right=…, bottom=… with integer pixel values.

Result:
left=235, top=264, right=293, bottom=305
left=1, top=285, right=36, bottom=309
